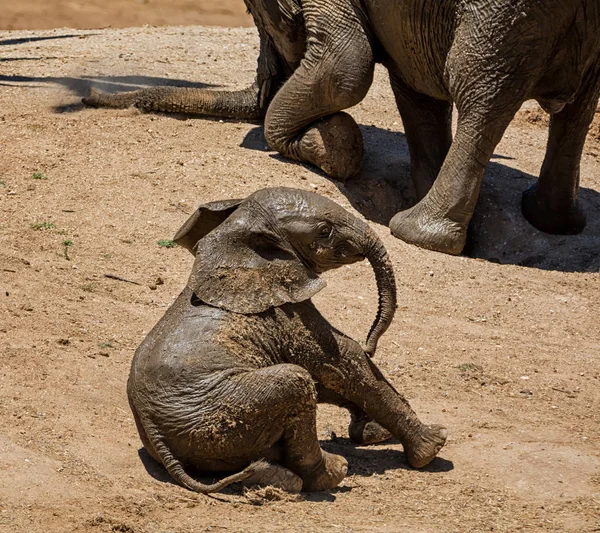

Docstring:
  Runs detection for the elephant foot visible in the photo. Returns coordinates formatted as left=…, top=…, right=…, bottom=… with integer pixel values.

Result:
left=389, top=203, right=467, bottom=255
left=403, top=424, right=447, bottom=469
left=301, top=112, right=363, bottom=181
left=521, top=184, right=586, bottom=235
left=348, top=415, right=392, bottom=445
left=242, top=462, right=303, bottom=494
left=301, top=450, right=348, bottom=492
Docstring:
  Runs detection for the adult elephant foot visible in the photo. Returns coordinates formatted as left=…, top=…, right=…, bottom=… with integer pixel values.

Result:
left=348, top=414, right=392, bottom=445
left=403, top=424, right=448, bottom=469
left=521, top=183, right=587, bottom=235
left=300, top=450, right=348, bottom=492
left=241, top=461, right=303, bottom=493
left=298, top=112, right=364, bottom=181
left=389, top=203, right=467, bottom=256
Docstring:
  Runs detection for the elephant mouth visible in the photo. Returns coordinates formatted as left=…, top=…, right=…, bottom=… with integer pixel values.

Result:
left=302, top=244, right=363, bottom=273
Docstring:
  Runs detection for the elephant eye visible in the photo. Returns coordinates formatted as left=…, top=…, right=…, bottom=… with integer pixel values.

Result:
left=318, top=223, right=332, bottom=239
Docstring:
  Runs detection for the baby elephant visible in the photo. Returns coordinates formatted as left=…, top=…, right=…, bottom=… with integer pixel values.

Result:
left=128, top=187, right=446, bottom=493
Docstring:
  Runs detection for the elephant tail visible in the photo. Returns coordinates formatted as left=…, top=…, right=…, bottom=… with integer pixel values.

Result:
left=138, top=412, right=262, bottom=493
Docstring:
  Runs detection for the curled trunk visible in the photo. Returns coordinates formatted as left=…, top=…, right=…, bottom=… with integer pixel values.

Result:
left=362, top=226, right=397, bottom=356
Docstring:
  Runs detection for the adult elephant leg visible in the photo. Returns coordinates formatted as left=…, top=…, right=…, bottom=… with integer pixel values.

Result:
left=522, top=60, right=600, bottom=234
left=389, top=74, right=453, bottom=199
left=390, top=7, right=542, bottom=255
left=389, top=106, right=518, bottom=254
left=264, top=0, right=375, bottom=180
left=316, top=384, right=392, bottom=445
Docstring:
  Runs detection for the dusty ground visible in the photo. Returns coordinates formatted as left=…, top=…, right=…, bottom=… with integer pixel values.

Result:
left=1, top=25, right=599, bottom=533
left=0, top=0, right=252, bottom=31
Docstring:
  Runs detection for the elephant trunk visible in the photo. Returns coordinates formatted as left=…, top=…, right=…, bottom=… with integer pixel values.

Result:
left=361, top=225, right=397, bottom=356
left=83, top=83, right=266, bottom=119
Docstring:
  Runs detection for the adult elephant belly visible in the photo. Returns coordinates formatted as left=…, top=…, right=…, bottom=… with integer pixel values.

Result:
left=365, top=0, right=456, bottom=101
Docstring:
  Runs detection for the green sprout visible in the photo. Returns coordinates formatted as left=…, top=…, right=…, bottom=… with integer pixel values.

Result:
left=63, top=239, right=73, bottom=260
left=31, top=221, right=56, bottom=231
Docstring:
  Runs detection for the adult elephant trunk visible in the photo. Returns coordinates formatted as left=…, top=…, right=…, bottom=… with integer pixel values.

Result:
left=83, top=82, right=266, bottom=120
left=361, top=225, right=397, bottom=357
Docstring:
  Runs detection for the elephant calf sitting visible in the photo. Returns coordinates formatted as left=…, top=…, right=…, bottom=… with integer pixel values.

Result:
left=128, top=187, right=447, bottom=493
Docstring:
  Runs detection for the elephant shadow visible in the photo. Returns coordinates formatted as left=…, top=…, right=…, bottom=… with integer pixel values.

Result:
left=1, top=34, right=218, bottom=101
left=242, top=124, right=600, bottom=273
left=137, top=436, right=453, bottom=499
left=319, top=436, right=454, bottom=476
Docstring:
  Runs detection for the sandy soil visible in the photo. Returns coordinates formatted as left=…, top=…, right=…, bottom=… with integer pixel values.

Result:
left=1, top=26, right=599, bottom=533
left=0, top=0, right=252, bottom=31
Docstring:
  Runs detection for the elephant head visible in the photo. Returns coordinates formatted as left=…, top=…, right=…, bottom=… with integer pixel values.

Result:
left=174, top=187, right=396, bottom=356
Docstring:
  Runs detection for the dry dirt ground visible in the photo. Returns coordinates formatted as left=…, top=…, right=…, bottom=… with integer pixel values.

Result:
left=1, top=25, right=600, bottom=533
left=1, top=0, right=252, bottom=31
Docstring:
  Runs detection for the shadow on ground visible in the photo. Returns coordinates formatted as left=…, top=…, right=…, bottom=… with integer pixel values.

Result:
left=138, top=437, right=452, bottom=499
left=0, top=74, right=217, bottom=112
left=0, top=34, right=88, bottom=47
left=3, top=62, right=597, bottom=272
left=320, top=436, right=454, bottom=476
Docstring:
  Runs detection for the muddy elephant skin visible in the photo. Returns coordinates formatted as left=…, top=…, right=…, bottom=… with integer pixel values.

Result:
left=128, top=187, right=447, bottom=493
left=84, top=1, right=600, bottom=255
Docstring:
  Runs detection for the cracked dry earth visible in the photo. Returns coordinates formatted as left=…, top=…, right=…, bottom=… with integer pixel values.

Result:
left=1, top=26, right=599, bottom=533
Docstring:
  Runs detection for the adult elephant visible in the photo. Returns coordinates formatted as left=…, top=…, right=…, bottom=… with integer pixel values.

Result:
left=84, top=0, right=600, bottom=255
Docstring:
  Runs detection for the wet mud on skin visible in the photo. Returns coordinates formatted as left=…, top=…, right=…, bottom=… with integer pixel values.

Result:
left=0, top=26, right=599, bottom=533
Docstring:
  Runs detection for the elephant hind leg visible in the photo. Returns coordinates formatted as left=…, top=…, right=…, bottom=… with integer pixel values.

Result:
left=264, top=0, right=375, bottom=180
left=133, top=408, right=259, bottom=493
left=131, top=364, right=347, bottom=493
left=389, top=74, right=453, bottom=200
left=522, top=59, right=600, bottom=234
left=241, top=462, right=303, bottom=493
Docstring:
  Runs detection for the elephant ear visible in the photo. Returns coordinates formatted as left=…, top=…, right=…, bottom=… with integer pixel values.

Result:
left=186, top=210, right=326, bottom=314
left=173, top=198, right=244, bottom=254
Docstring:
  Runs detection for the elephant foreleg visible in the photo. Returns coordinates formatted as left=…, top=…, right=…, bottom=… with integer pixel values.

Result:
left=389, top=74, right=453, bottom=200
left=291, top=322, right=446, bottom=468
left=389, top=8, right=548, bottom=255
left=264, top=0, right=375, bottom=180
left=522, top=58, right=600, bottom=234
